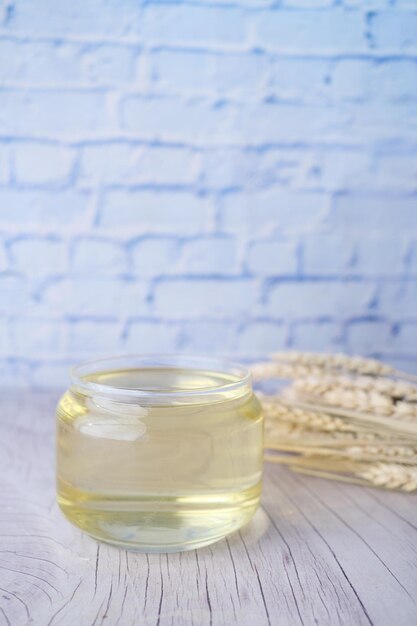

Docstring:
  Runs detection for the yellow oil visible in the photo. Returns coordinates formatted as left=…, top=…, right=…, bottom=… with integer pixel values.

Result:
left=56, top=367, right=263, bottom=551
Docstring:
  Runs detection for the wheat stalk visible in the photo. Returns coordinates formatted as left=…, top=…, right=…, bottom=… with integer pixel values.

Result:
left=257, top=350, right=417, bottom=492
left=271, top=351, right=395, bottom=376
left=260, top=396, right=353, bottom=432
left=263, top=404, right=417, bottom=463
left=266, top=454, right=417, bottom=492
left=292, top=374, right=417, bottom=400
left=291, top=378, right=417, bottom=419
left=266, top=442, right=417, bottom=464
left=285, top=398, right=417, bottom=438
left=262, top=396, right=417, bottom=442
left=357, top=463, right=417, bottom=491
left=252, top=361, right=326, bottom=380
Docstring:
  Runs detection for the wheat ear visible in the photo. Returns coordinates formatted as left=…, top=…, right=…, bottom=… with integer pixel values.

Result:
left=291, top=378, right=417, bottom=420
left=271, top=350, right=417, bottom=382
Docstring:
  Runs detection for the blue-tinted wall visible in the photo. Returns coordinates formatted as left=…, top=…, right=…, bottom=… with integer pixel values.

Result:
left=0, top=0, right=416, bottom=386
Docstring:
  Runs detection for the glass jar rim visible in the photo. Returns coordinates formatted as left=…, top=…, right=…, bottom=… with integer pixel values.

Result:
left=70, top=354, right=252, bottom=404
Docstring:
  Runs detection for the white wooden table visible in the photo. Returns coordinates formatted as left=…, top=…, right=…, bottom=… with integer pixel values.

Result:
left=1, top=391, right=416, bottom=626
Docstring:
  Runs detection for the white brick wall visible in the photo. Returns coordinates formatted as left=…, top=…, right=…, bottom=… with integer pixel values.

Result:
left=0, top=0, right=416, bottom=387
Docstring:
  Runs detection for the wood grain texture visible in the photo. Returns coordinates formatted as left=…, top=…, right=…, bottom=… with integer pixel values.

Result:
left=0, top=390, right=416, bottom=626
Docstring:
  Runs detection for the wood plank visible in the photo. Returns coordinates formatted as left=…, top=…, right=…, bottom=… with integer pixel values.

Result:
left=0, top=391, right=416, bottom=626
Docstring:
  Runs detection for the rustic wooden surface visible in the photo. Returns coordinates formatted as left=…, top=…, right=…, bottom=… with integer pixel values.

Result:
left=1, top=390, right=416, bottom=626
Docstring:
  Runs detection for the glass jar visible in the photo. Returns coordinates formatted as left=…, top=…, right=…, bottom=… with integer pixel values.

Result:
left=56, top=355, right=264, bottom=552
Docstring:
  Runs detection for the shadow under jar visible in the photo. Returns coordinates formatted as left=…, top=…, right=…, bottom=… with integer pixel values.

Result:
left=56, top=355, right=264, bottom=552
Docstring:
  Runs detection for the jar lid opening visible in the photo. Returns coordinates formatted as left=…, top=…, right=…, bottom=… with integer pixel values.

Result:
left=70, top=355, right=252, bottom=405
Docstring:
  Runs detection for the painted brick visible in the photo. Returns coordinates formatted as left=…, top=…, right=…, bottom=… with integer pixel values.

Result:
left=395, top=0, right=417, bottom=6
left=292, top=322, right=342, bottom=351
left=10, top=237, right=67, bottom=277
left=378, top=282, right=417, bottom=319
left=346, top=321, right=392, bottom=354
left=82, top=45, right=135, bottom=84
left=302, top=235, right=355, bottom=275
left=71, top=238, right=127, bottom=275
left=0, top=41, right=135, bottom=87
left=0, top=41, right=81, bottom=85
left=100, top=191, right=211, bottom=233
left=372, top=60, right=417, bottom=101
left=67, top=320, right=123, bottom=355
left=154, top=51, right=269, bottom=99
left=330, top=60, right=372, bottom=101
left=222, top=189, right=326, bottom=235
left=238, top=322, right=288, bottom=354
left=409, top=242, right=417, bottom=274
left=370, top=11, right=417, bottom=50
left=140, top=5, right=246, bottom=46
left=0, top=318, right=9, bottom=355
left=81, top=144, right=199, bottom=185
left=311, top=151, right=372, bottom=192
left=0, top=190, right=89, bottom=228
left=0, top=359, right=32, bottom=389
left=213, top=53, right=267, bottom=99
left=387, top=324, right=417, bottom=356
left=270, top=59, right=332, bottom=102
left=343, top=0, right=389, bottom=6
left=254, top=9, right=366, bottom=52
left=153, top=279, right=257, bottom=318
left=180, top=320, right=236, bottom=353
left=136, top=146, right=200, bottom=186
left=265, top=281, right=375, bottom=318
left=283, top=0, right=333, bottom=6
left=131, top=238, right=181, bottom=276
left=80, top=143, right=137, bottom=184
left=382, top=356, right=417, bottom=375
left=0, top=0, right=417, bottom=381
left=42, top=278, right=148, bottom=317
left=6, top=0, right=141, bottom=37
left=304, top=150, right=416, bottom=193
left=329, top=195, right=417, bottom=233
left=0, top=91, right=109, bottom=137
left=10, top=319, right=66, bottom=358
left=125, top=321, right=180, bottom=352
left=0, top=274, right=31, bottom=314
left=180, top=237, right=237, bottom=275
left=239, top=102, right=350, bottom=144
left=0, top=145, right=10, bottom=183
left=250, top=149, right=306, bottom=189
left=331, top=59, right=417, bottom=103
left=247, top=240, right=297, bottom=275
left=347, top=102, right=417, bottom=143
left=372, top=154, right=417, bottom=192
left=13, top=143, right=75, bottom=185
left=152, top=50, right=269, bottom=98
left=151, top=51, right=212, bottom=93
left=0, top=40, right=24, bottom=82
left=31, top=362, right=74, bottom=389
left=202, top=149, right=254, bottom=189
left=0, top=238, right=7, bottom=271
left=121, top=96, right=238, bottom=143
left=355, top=237, right=407, bottom=276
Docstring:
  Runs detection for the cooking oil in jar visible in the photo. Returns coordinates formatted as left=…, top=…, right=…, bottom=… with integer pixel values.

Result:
left=56, top=360, right=263, bottom=552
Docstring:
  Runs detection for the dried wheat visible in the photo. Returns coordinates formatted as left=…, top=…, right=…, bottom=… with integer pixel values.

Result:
left=251, top=361, right=326, bottom=380
left=357, top=463, right=417, bottom=491
left=290, top=374, right=417, bottom=401
left=291, top=378, right=417, bottom=419
left=260, top=396, right=353, bottom=432
left=271, top=351, right=395, bottom=376
left=266, top=455, right=417, bottom=492
left=259, top=350, right=417, bottom=492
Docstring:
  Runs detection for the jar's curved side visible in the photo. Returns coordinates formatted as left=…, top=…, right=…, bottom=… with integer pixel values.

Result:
left=56, top=362, right=264, bottom=551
